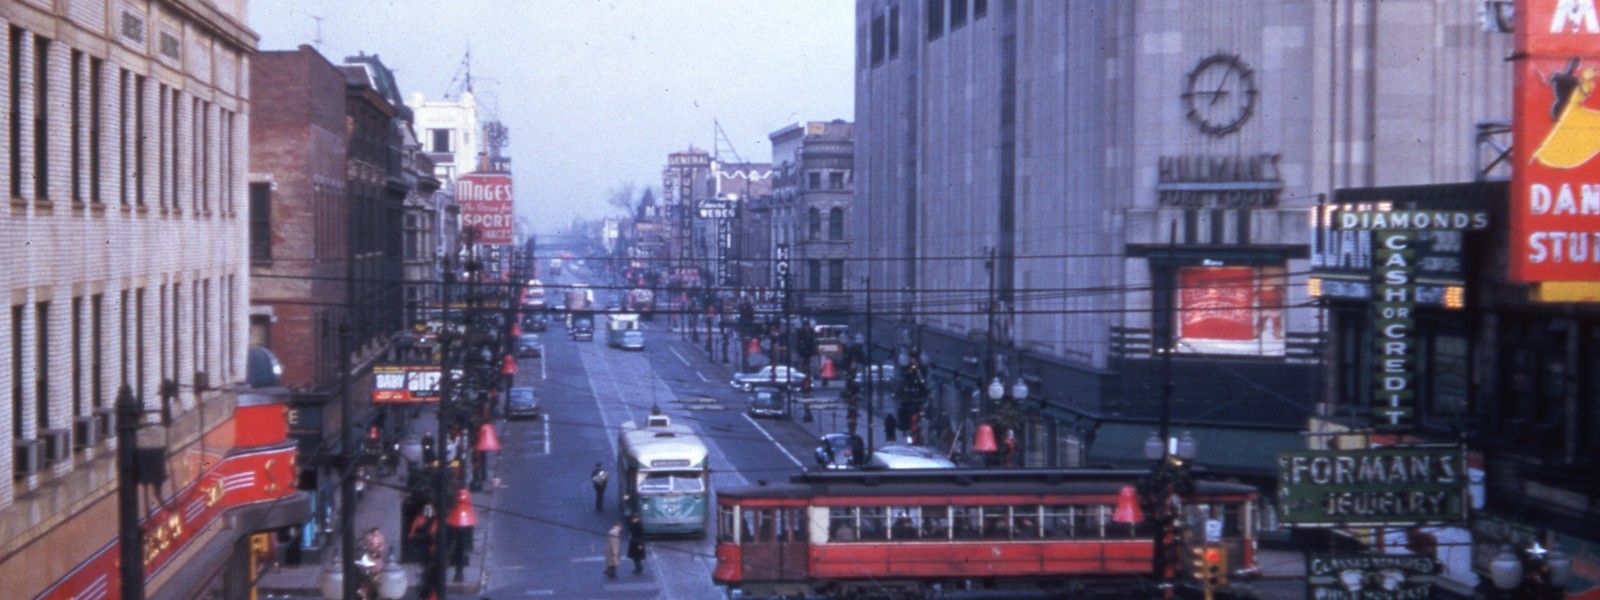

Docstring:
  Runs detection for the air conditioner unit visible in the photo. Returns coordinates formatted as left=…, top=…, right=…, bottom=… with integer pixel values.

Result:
left=93, top=408, right=114, bottom=441
left=13, top=439, right=41, bottom=477
left=74, top=415, right=98, bottom=450
left=41, top=428, right=71, bottom=465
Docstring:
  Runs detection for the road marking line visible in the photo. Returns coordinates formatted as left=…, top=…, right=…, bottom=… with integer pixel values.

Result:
left=570, top=556, right=605, bottom=563
left=670, top=346, right=692, bottom=368
left=602, top=583, right=658, bottom=592
left=543, top=415, right=551, bottom=455
left=523, top=590, right=555, bottom=596
left=742, top=413, right=803, bottom=468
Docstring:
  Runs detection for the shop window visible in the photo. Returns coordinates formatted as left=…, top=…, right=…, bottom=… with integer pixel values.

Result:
left=1173, top=264, right=1287, bottom=357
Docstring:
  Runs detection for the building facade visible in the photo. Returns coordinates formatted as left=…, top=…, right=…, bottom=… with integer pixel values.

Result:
left=770, top=120, right=854, bottom=316
left=0, top=2, right=308, bottom=599
left=852, top=0, right=1512, bottom=480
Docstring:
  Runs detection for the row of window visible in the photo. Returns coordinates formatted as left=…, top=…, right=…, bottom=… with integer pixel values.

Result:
left=9, top=278, right=238, bottom=481
left=807, top=207, right=847, bottom=241
left=866, top=0, right=990, bottom=68
left=720, top=502, right=1247, bottom=545
left=5, top=27, right=239, bottom=212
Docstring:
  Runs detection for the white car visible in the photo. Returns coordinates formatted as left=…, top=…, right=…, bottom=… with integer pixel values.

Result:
left=730, top=365, right=808, bottom=391
left=868, top=444, right=957, bottom=469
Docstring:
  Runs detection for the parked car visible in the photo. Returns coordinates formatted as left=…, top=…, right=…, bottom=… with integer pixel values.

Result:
left=730, top=365, right=808, bottom=391
left=867, top=443, right=957, bottom=469
left=813, top=433, right=864, bottom=470
left=521, top=312, right=548, bottom=332
left=571, top=315, right=595, bottom=341
left=506, top=387, right=539, bottom=420
left=746, top=386, right=788, bottom=418
left=516, top=333, right=543, bottom=358
left=618, top=330, right=645, bottom=350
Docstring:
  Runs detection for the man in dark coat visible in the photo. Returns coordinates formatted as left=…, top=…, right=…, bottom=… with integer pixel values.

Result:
left=627, top=515, right=648, bottom=573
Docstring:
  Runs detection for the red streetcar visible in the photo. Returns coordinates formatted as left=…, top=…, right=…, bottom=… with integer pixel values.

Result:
left=713, top=469, right=1260, bottom=598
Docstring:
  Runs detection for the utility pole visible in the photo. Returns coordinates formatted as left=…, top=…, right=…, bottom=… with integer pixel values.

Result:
left=116, top=385, right=144, bottom=600
left=339, top=324, right=359, bottom=600
left=429, top=267, right=454, bottom=599
left=865, top=274, right=874, bottom=456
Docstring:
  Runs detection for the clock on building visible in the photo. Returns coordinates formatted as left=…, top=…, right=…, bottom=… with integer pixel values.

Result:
left=1182, top=53, right=1257, bottom=136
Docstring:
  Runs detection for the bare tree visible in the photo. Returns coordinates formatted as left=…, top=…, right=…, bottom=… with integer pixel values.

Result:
left=606, top=183, right=638, bottom=215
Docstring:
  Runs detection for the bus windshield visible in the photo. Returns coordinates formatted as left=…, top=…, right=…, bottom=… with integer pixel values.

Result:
left=640, top=472, right=705, bottom=494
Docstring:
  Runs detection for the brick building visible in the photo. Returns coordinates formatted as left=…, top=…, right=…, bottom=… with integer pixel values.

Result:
left=0, top=2, right=308, bottom=599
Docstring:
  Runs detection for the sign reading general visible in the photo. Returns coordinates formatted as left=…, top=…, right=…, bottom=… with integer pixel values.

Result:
left=1510, top=0, right=1600, bottom=282
left=1277, top=447, right=1467, bottom=527
left=457, top=173, right=514, bottom=245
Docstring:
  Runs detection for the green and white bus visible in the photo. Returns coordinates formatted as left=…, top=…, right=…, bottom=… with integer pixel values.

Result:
left=617, top=414, right=710, bottom=536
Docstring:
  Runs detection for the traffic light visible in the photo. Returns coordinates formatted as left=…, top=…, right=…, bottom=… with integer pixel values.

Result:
left=1188, top=542, right=1228, bottom=590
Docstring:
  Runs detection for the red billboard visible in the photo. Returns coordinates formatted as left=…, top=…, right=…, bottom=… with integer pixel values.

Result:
left=1176, top=265, right=1286, bottom=356
left=457, top=173, right=515, bottom=245
left=1510, top=0, right=1600, bottom=282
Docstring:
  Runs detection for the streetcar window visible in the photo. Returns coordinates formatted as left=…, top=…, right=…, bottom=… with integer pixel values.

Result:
left=641, top=472, right=704, bottom=493
left=718, top=505, right=737, bottom=543
left=920, top=505, right=949, bottom=540
left=781, top=508, right=808, bottom=543
left=1072, top=505, right=1105, bottom=538
left=1011, top=505, right=1041, bottom=539
left=953, top=506, right=983, bottom=539
left=744, top=509, right=776, bottom=543
left=1042, top=505, right=1069, bottom=538
left=1221, top=504, right=1243, bottom=537
left=858, top=506, right=888, bottom=540
left=829, top=507, right=858, bottom=542
left=889, top=507, right=917, bottom=540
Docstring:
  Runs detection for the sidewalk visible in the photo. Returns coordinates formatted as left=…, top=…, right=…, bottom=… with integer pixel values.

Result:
left=258, top=409, right=488, bottom=599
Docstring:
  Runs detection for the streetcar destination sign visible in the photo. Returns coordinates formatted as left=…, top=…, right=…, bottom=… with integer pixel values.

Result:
left=1277, top=447, right=1467, bottom=526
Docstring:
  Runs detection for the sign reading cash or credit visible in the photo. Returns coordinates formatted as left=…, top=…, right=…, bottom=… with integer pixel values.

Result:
left=1277, top=447, right=1467, bottom=527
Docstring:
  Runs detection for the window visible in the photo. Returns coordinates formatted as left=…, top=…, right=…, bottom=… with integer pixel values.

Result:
left=72, top=297, right=82, bottom=419
left=926, top=0, right=944, bottom=40
left=889, top=6, right=900, bottom=58
left=90, top=57, right=103, bottom=204
left=975, top=0, right=988, bottom=18
left=829, top=172, right=845, bottom=190
left=807, top=171, right=822, bottom=190
left=829, top=260, right=845, bottom=292
left=430, top=129, right=451, bottom=153
left=829, top=507, right=857, bottom=542
left=828, top=207, right=845, bottom=240
left=135, top=76, right=146, bottom=206
left=91, top=294, right=103, bottom=410
left=72, top=50, right=83, bottom=203
left=250, top=183, right=271, bottom=260
left=953, top=506, right=983, bottom=539
left=12, top=305, right=23, bottom=442
left=718, top=505, right=738, bottom=543
left=34, top=36, right=49, bottom=201
left=158, top=84, right=168, bottom=209
left=36, top=302, right=49, bottom=430
left=951, top=0, right=968, bottom=29
left=858, top=506, right=887, bottom=540
left=808, top=259, right=822, bottom=292
left=870, top=15, right=885, bottom=66
left=808, top=208, right=822, bottom=240
left=10, top=27, right=23, bottom=199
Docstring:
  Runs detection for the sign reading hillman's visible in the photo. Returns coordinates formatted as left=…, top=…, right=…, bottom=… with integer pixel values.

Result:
left=1511, top=0, right=1600, bottom=283
left=457, top=173, right=514, bottom=245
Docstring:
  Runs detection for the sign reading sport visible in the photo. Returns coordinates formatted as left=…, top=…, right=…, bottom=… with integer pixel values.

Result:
left=457, top=173, right=514, bottom=245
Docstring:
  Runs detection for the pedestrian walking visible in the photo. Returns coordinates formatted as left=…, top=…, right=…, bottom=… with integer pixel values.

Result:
left=604, top=522, right=623, bottom=579
left=627, top=515, right=648, bottom=574
left=591, top=463, right=611, bottom=512
left=884, top=412, right=898, bottom=442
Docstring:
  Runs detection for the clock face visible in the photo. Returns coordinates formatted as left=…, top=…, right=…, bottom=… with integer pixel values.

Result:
left=1183, top=54, right=1257, bottom=136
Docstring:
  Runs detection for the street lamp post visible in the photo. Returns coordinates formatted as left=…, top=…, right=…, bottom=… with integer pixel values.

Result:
left=1142, top=429, right=1198, bottom=600
left=1489, top=543, right=1573, bottom=599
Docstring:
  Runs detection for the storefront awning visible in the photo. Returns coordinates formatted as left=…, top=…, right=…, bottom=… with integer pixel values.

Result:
left=1085, top=422, right=1303, bottom=478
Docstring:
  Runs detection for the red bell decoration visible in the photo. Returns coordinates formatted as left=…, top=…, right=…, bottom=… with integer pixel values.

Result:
left=475, top=422, right=501, bottom=452
left=972, top=423, right=999, bottom=453
left=448, top=488, right=477, bottom=528
left=747, top=337, right=762, bottom=354
left=820, top=358, right=837, bottom=380
left=511, top=322, right=522, bottom=337
left=1113, top=485, right=1144, bottom=524
left=501, top=354, right=517, bottom=375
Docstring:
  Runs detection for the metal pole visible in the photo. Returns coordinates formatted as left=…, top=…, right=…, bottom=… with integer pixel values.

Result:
left=865, top=274, right=874, bottom=456
left=1155, top=220, right=1178, bottom=599
left=339, top=325, right=360, bottom=600
left=116, top=385, right=144, bottom=600
left=430, top=271, right=453, bottom=599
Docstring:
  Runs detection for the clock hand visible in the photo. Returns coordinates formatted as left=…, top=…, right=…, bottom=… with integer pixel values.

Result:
left=1210, top=68, right=1232, bottom=107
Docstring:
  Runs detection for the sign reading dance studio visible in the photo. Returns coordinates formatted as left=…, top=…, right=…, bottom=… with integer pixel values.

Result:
left=1277, top=447, right=1467, bottom=527
left=1511, top=0, right=1600, bottom=287
left=457, top=173, right=515, bottom=245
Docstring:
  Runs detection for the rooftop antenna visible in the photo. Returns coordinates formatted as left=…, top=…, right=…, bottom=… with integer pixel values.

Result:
left=444, top=46, right=473, bottom=99
left=307, top=13, right=324, bottom=50
left=713, top=119, right=745, bottom=164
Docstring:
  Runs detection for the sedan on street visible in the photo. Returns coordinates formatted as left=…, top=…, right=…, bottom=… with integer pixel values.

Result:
left=730, top=365, right=808, bottom=391
left=516, top=333, right=543, bottom=358
left=506, top=386, right=539, bottom=420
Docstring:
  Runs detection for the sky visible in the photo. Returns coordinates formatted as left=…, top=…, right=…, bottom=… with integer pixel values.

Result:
left=249, top=0, right=856, bottom=234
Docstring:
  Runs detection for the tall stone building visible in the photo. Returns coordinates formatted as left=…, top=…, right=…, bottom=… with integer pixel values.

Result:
left=0, top=2, right=307, bottom=598
left=770, top=120, right=854, bottom=315
left=852, top=0, right=1511, bottom=484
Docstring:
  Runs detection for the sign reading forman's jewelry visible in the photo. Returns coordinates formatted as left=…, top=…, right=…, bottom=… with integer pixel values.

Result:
left=1277, top=447, right=1467, bottom=526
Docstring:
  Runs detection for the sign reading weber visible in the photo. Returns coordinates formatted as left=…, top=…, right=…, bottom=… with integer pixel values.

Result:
left=1277, top=447, right=1467, bottom=527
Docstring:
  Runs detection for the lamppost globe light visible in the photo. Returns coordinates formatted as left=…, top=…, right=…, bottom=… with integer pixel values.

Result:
left=987, top=377, right=1005, bottom=401
left=1177, top=430, right=1199, bottom=460
left=1489, top=546, right=1524, bottom=591
left=1144, top=432, right=1165, bottom=461
left=1548, top=549, right=1574, bottom=587
left=1011, top=379, right=1029, bottom=402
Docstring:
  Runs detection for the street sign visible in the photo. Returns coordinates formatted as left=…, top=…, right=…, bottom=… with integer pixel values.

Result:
left=1277, top=446, right=1467, bottom=527
left=698, top=199, right=736, bottom=219
left=1306, top=553, right=1437, bottom=600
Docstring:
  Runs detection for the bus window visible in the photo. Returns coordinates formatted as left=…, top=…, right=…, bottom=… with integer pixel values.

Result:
left=642, top=472, right=704, bottom=493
